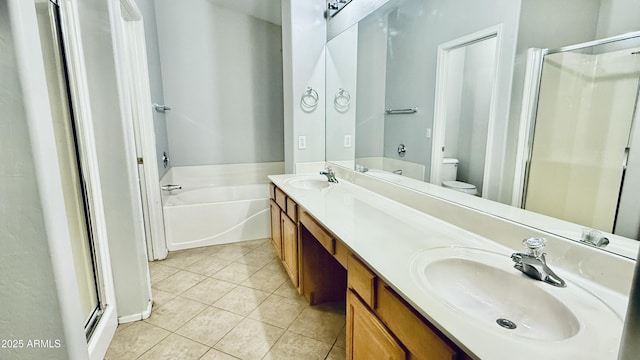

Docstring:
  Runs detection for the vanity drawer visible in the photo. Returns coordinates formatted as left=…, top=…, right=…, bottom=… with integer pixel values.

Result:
left=300, top=211, right=335, bottom=255
left=376, top=283, right=457, bottom=360
left=348, top=255, right=377, bottom=309
left=286, top=197, right=298, bottom=222
left=275, top=186, right=287, bottom=210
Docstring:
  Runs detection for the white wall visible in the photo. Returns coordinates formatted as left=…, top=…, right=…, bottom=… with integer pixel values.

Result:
left=354, top=14, right=387, bottom=159
left=326, top=24, right=358, bottom=166
left=281, top=0, right=327, bottom=173
left=596, top=0, right=640, bottom=38
left=382, top=0, right=520, bottom=201
left=155, top=0, right=284, bottom=167
left=77, top=0, right=151, bottom=319
left=455, top=38, right=497, bottom=192
left=135, top=0, right=170, bottom=178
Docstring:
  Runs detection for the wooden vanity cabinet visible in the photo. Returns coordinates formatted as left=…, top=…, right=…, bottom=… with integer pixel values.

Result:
left=269, top=200, right=282, bottom=256
left=270, top=182, right=471, bottom=360
left=348, top=255, right=461, bottom=360
left=347, top=289, right=406, bottom=360
left=269, top=183, right=299, bottom=287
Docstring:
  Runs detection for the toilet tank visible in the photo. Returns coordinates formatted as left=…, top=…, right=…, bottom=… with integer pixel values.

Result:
left=442, top=158, right=459, bottom=182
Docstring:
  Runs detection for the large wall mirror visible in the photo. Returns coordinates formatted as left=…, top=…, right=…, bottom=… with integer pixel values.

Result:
left=325, top=0, right=640, bottom=259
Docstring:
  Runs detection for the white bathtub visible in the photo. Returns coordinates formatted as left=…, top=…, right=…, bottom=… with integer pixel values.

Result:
left=163, top=183, right=271, bottom=250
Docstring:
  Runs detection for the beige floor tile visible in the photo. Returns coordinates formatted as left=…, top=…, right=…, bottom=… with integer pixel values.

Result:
left=247, top=294, right=307, bottom=329
left=145, top=297, right=206, bottom=331
left=105, top=321, right=170, bottom=360
left=213, top=286, right=270, bottom=316
left=213, top=318, right=284, bottom=360
left=255, top=241, right=276, bottom=254
left=235, top=249, right=277, bottom=268
left=261, top=258, right=285, bottom=273
left=200, top=349, right=240, bottom=360
left=263, top=331, right=331, bottom=360
left=211, top=262, right=261, bottom=284
left=149, top=262, right=180, bottom=285
left=161, top=248, right=210, bottom=269
left=153, top=270, right=206, bottom=295
left=151, top=289, right=177, bottom=309
left=272, top=279, right=301, bottom=299
left=326, top=344, right=346, bottom=360
left=176, top=306, right=244, bottom=346
left=137, top=334, right=209, bottom=360
left=180, top=277, right=237, bottom=305
left=288, top=302, right=346, bottom=345
left=334, top=325, right=346, bottom=348
left=185, top=256, right=233, bottom=277
left=211, top=245, right=253, bottom=261
left=240, top=267, right=287, bottom=293
left=236, top=238, right=269, bottom=249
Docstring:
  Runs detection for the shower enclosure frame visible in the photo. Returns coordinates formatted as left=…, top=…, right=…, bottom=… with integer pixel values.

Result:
left=513, top=30, right=640, bottom=236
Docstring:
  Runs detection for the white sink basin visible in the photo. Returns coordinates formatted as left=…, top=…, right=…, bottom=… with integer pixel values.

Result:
left=284, top=176, right=333, bottom=190
left=410, top=247, right=621, bottom=342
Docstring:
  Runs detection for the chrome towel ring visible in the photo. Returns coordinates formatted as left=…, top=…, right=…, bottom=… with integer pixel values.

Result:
left=334, top=88, right=351, bottom=112
left=300, top=86, right=319, bottom=111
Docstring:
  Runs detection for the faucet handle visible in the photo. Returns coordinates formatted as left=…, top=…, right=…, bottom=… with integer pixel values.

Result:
left=522, top=237, right=546, bottom=257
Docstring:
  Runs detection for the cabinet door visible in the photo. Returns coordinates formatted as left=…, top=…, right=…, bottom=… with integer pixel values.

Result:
left=347, top=290, right=406, bottom=360
left=282, top=214, right=299, bottom=286
left=270, top=200, right=282, bottom=258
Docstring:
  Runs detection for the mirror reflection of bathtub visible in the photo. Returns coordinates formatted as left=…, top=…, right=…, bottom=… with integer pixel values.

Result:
left=160, top=163, right=283, bottom=251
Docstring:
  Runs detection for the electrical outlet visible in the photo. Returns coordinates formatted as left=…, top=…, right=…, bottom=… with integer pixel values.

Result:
left=298, top=135, right=307, bottom=149
left=426, top=128, right=432, bottom=138
left=344, top=135, right=352, bottom=148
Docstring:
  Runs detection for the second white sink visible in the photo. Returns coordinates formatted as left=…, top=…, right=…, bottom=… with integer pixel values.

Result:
left=410, top=247, right=621, bottom=343
left=284, top=176, right=333, bottom=190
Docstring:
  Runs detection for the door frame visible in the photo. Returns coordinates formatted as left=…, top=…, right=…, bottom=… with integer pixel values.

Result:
left=430, top=25, right=502, bottom=197
left=511, top=48, right=544, bottom=207
left=118, top=0, right=167, bottom=261
left=9, top=0, right=119, bottom=358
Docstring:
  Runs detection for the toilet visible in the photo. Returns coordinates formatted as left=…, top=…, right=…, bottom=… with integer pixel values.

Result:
left=441, top=158, right=478, bottom=195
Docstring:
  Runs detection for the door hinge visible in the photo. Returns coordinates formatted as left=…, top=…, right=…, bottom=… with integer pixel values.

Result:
left=137, top=157, right=144, bottom=165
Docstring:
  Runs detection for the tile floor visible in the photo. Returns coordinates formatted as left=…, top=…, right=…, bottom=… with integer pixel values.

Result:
left=105, top=238, right=347, bottom=360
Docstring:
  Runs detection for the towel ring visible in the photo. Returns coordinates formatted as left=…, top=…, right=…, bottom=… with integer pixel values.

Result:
left=334, top=88, right=351, bottom=112
left=300, top=86, right=319, bottom=110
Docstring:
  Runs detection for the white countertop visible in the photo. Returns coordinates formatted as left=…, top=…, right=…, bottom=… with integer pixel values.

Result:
left=269, top=174, right=627, bottom=360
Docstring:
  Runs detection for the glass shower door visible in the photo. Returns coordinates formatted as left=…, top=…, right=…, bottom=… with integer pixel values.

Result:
left=35, top=0, right=103, bottom=338
left=524, top=36, right=640, bottom=234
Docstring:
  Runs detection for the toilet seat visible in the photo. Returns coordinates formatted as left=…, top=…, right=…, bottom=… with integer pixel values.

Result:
left=442, top=180, right=477, bottom=195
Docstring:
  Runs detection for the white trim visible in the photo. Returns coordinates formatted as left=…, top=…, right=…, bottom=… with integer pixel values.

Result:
left=118, top=0, right=168, bottom=261
left=87, top=305, right=117, bottom=360
left=430, top=24, right=503, bottom=198
left=117, top=299, right=153, bottom=323
left=511, top=48, right=544, bottom=207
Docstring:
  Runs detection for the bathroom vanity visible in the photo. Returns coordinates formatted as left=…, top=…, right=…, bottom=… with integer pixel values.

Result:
left=268, top=173, right=631, bottom=359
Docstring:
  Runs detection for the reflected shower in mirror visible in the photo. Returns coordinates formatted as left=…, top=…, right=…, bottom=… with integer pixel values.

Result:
left=325, top=0, right=640, bottom=258
left=521, top=37, right=640, bottom=240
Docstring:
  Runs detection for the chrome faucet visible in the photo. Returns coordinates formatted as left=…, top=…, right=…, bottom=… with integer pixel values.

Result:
left=511, top=237, right=566, bottom=288
left=161, top=184, right=182, bottom=191
left=320, top=167, right=339, bottom=183
left=580, top=228, right=610, bottom=248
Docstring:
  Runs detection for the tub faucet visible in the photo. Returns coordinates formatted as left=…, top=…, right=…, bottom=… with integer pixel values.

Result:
left=320, top=167, right=339, bottom=183
left=511, top=237, right=566, bottom=288
left=161, top=184, right=182, bottom=191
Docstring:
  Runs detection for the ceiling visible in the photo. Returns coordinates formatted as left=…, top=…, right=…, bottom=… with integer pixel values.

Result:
left=207, top=0, right=282, bottom=25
